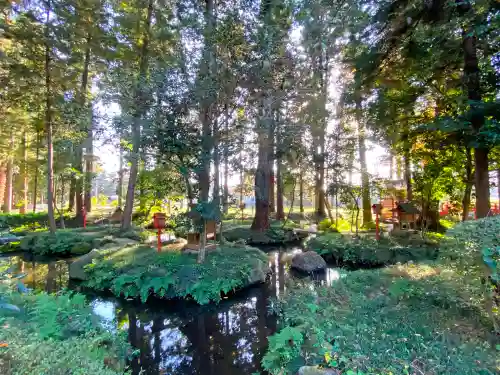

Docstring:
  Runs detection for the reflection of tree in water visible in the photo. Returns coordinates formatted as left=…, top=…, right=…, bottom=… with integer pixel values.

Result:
left=6, top=256, right=70, bottom=293
left=125, top=284, right=277, bottom=375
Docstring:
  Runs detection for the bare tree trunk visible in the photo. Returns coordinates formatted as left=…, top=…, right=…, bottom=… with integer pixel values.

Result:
left=84, top=111, right=93, bottom=213
left=197, top=0, right=216, bottom=204
left=0, top=164, right=5, bottom=210
left=276, top=151, right=284, bottom=220
left=269, top=119, right=275, bottom=213
left=117, top=145, right=123, bottom=207
left=213, top=117, right=220, bottom=207
left=251, top=96, right=272, bottom=231
left=389, top=152, right=394, bottom=180
left=462, top=147, right=473, bottom=221
left=121, top=0, right=154, bottom=230
left=32, top=131, right=40, bottom=213
left=74, top=34, right=92, bottom=219
left=20, top=131, right=28, bottom=214
left=45, top=3, right=57, bottom=233
left=223, top=104, right=229, bottom=214
left=461, top=5, right=489, bottom=218
left=68, top=178, right=76, bottom=211
left=403, top=150, right=412, bottom=201
left=497, top=168, right=500, bottom=209
left=299, top=168, right=304, bottom=213
left=355, top=94, right=372, bottom=225
left=3, top=131, right=13, bottom=213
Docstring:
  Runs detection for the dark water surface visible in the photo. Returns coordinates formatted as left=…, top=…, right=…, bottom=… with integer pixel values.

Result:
left=2, top=248, right=343, bottom=375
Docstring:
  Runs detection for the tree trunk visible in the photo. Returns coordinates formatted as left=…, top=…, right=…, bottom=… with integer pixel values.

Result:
left=268, top=119, right=275, bottom=213
left=251, top=95, right=272, bottom=231
left=213, top=117, right=220, bottom=208
left=276, top=152, right=284, bottom=220
left=84, top=112, right=93, bottom=213
left=20, top=131, right=28, bottom=214
left=403, top=145, right=412, bottom=201
left=356, top=95, right=372, bottom=225
left=497, top=168, right=500, bottom=209
left=462, top=8, right=489, bottom=218
left=462, top=147, right=473, bottom=221
left=197, top=0, right=215, bottom=204
left=75, top=34, right=92, bottom=218
left=68, top=177, right=76, bottom=211
left=389, top=153, right=394, bottom=180
left=223, top=104, right=229, bottom=214
left=3, top=131, right=13, bottom=213
left=117, top=145, right=123, bottom=207
left=121, top=0, right=154, bottom=230
left=32, top=131, right=40, bottom=213
left=0, top=164, right=5, bottom=210
left=45, top=3, right=57, bottom=233
left=299, top=168, right=304, bottom=213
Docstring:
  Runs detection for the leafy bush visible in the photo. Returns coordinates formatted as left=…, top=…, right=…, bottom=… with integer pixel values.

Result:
left=263, top=264, right=498, bottom=375
left=0, top=291, right=129, bottom=374
left=84, top=245, right=268, bottom=304
left=0, top=257, right=129, bottom=374
left=223, top=225, right=305, bottom=245
left=20, top=230, right=114, bottom=256
left=440, top=216, right=500, bottom=331
left=0, top=212, right=73, bottom=230
left=318, top=218, right=332, bottom=231
left=307, top=233, right=438, bottom=267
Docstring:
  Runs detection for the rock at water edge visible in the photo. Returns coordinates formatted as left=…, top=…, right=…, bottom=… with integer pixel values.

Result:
left=291, top=251, right=327, bottom=273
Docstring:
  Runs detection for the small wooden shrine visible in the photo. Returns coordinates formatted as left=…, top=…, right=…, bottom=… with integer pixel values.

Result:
left=392, top=202, right=420, bottom=229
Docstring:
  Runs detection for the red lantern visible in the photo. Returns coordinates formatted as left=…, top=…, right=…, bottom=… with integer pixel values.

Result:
left=153, top=213, right=166, bottom=252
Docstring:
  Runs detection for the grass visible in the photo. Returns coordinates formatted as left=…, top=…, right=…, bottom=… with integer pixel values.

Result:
left=262, top=217, right=500, bottom=375
left=83, top=244, right=269, bottom=304
left=307, top=232, right=439, bottom=267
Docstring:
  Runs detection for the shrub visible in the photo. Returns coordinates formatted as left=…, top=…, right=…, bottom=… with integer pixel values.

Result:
left=0, top=291, right=129, bottom=374
left=262, top=265, right=498, bottom=375
left=440, top=216, right=500, bottom=331
left=318, top=218, right=332, bottom=231
left=307, top=233, right=438, bottom=267
left=0, top=212, right=73, bottom=230
left=20, top=230, right=113, bottom=256
left=84, top=245, right=269, bottom=304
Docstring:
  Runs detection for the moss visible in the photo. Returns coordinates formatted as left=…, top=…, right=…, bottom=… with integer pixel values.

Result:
left=83, top=244, right=269, bottom=304
left=223, top=225, right=306, bottom=245
left=307, top=232, right=439, bottom=267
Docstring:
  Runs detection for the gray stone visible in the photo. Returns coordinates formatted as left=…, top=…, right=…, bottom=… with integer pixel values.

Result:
left=69, top=249, right=102, bottom=280
left=247, top=257, right=268, bottom=285
left=291, top=251, right=327, bottom=273
left=0, top=235, right=20, bottom=245
left=298, top=366, right=339, bottom=375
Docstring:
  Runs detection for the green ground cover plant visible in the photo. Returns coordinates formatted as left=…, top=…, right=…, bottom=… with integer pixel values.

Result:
left=0, top=263, right=129, bottom=375
left=263, top=217, right=500, bottom=375
left=18, top=226, right=149, bottom=256
left=307, top=232, right=439, bottom=267
left=20, top=229, right=115, bottom=256
left=83, top=245, right=269, bottom=304
left=223, top=225, right=306, bottom=245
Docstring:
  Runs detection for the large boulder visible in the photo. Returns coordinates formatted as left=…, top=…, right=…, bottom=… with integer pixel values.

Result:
left=247, top=257, right=268, bottom=285
left=291, top=251, right=327, bottom=273
left=69, top=249, right=102, bottom=280
left=298, top=366, right=339, bottom=375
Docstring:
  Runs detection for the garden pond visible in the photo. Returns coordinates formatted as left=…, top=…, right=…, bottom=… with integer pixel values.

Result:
left=1, top=247, right=344, bottom=375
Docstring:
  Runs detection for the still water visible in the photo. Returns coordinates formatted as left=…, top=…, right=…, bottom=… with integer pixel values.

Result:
left=2, top=249, right=342, bottom=375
